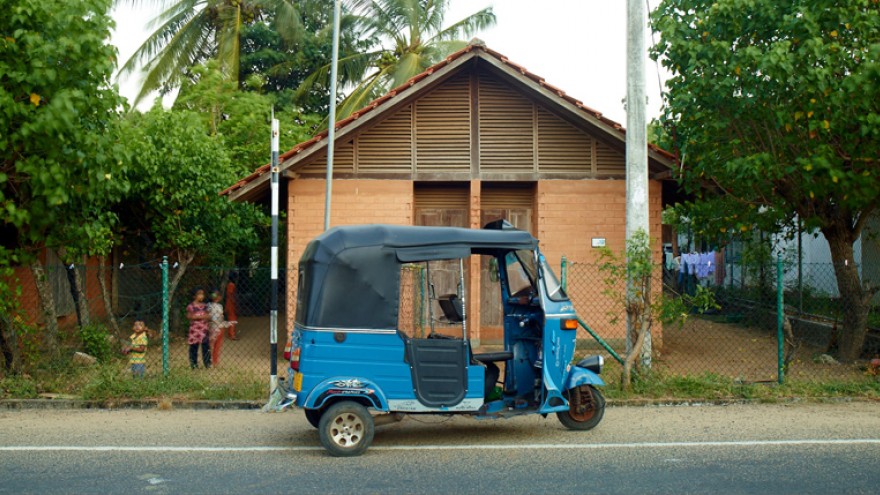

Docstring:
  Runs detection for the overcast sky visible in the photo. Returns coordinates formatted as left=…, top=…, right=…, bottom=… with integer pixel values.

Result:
left=111, top=0, right=670, bottom=125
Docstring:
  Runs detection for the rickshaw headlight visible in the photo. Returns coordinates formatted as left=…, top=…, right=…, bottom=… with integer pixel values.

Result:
left=576, top=355, right=603, bottom=374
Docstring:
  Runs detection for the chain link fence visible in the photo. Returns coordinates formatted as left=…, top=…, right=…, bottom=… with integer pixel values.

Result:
left=1, top=253, right=876, bottom=397
left=565, top=255, right=879, bottom=383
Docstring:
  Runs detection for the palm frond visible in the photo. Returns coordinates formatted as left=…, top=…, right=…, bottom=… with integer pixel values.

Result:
left=116, top=0, right=204, bottom=79
left=431, top=6, right=495, bottom=42
left=131, top=13, right=214, bottom=106
left=390, top=50, right=425, bottom=87
left=334, top=67, right=392, bottom=119
left=267, top=0, right=305, bottom=46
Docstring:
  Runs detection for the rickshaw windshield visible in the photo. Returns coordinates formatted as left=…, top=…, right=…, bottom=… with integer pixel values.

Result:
left=505, top=249, right=537, bottom=297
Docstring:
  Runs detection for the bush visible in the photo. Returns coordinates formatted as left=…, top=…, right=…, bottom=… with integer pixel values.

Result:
left=77, top=324, right=114, bottom=363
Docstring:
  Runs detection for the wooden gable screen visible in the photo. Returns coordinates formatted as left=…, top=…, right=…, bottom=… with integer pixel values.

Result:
left=294, top=66, right=625, bottom=178
left=414, top=73, right=471, bottom=174
left=478, top=74, right=535, bottom=172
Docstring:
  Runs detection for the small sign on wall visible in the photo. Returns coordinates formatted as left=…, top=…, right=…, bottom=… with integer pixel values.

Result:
left=591, top=238, right=606, bottom=248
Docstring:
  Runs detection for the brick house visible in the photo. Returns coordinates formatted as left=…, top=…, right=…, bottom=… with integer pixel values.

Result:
left=224, top=42, right=675, bottom=345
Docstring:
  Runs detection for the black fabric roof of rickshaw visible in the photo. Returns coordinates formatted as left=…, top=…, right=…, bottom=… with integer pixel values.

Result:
left=295, top=224, right=538, bottom=330
left=307, top=224, right=538, bottom=261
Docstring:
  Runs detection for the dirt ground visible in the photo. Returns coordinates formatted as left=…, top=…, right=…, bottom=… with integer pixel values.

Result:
left=143, top=316, right=285, bottom=380
left=658, top=316, right=865, bottom=382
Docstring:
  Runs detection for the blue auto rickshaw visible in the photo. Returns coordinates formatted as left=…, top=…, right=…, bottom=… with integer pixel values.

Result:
left=276, top=221, right=605, bottom=456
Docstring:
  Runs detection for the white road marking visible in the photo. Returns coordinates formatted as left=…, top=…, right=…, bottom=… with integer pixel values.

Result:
left=1, top=439, right=879, bottom=452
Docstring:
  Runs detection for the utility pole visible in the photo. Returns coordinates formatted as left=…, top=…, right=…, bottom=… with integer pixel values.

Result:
left=626, top=0, right=651, bottom=366
left=324, top=0, right=341, bottom=231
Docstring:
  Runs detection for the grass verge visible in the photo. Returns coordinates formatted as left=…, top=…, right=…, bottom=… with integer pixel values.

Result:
left=602, top=369, right=880, bottom=402
left=2, top=357, right=878, bottom=404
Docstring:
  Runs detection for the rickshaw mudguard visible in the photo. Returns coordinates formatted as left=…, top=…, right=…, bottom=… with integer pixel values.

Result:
left=303, top=377, right=389, bottom=412
left=564, top=366, right=606, bottom=389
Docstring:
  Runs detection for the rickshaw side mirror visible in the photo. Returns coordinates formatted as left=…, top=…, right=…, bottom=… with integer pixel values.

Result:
left=489, top=257, right=500, bottom=282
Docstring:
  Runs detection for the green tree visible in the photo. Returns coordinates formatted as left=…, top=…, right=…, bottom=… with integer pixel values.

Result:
left=238, top=0, right=370, bottom=114
left=1, top=0, right=127, bottom=357
left=174, top=61, right=321, bottom=172
left=651, top=0, right=880, bottom=362
left=117, top=107, right=268, bottom=308
left=298, top=0, right=495, bottom=119
left=116, top=0, right=309, bottom=106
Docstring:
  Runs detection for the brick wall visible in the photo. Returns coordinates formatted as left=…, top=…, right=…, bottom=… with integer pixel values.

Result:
left=536, top=180, right=663, bottom=264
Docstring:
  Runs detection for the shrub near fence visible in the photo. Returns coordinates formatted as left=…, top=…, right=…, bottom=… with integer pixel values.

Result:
left=1, top=256, right=876, bottom=399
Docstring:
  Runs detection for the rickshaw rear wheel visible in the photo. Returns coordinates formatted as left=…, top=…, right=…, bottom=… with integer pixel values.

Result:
left=318, top=401, right=375, bottom=457
left=304, top=408, right=323, bottom=429
left=557, top=385, right=605, bottom=431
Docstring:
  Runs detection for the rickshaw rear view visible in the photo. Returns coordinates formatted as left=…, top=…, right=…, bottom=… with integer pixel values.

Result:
left=275, top=221, right=605, bottom=456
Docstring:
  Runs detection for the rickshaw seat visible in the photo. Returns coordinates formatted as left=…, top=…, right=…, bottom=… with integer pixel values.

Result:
left=437, top=294, right=464, bottom=323
left=472, top=351, right=513, bottom=363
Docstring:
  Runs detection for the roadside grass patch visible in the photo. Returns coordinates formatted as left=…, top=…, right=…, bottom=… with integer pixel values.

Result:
left=602, top=369, right=880, bottom=402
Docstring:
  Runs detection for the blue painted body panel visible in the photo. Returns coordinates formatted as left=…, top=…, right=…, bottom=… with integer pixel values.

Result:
left=564, top=366, right=606, bottom=389
left=294, top=327, right=484, bottom=412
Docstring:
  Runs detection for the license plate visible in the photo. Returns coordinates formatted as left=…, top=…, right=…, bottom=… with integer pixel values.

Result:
left=293, top=372, right=303, bottom=392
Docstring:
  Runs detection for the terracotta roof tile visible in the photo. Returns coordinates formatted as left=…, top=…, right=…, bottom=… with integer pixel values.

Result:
left=222, top=43, right=676, bottom=197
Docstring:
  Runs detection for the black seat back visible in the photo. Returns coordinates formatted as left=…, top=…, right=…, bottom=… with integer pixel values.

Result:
left=438, top=294, right=463, bottom=322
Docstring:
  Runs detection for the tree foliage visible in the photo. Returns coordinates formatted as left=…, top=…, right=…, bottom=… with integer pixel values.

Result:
left=297, top=0, right=496, bottom=119
left=2, top=0, right=127, bottom=356
left=117, top=106, right=268, bottom=267
left=238, top=0, right=371, bottom=114
left=174, top=61, right=321, bottom=173
left=1, top=0, right=127, bottom=265
left=116, top=0, right=311, bottom=106
left=652, top=0, right=880, bottom=361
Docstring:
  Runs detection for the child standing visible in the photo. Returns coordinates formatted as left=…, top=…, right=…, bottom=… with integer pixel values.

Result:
left=207, top=290, right=236, bottom=367
left=125, top=320, right=149, bottom=378
left=225, top=273, right=239, bottom=340
left=186, top=288, right=211, bottom=369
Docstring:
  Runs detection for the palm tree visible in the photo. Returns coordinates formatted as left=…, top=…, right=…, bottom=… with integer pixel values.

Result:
left=297, top=0, right=496, bottom=120
left=116, top=0, right=310, bottom=106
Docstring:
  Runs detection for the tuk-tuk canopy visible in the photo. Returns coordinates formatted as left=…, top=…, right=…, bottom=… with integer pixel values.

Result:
left=296, top=223, right=538, bottom=330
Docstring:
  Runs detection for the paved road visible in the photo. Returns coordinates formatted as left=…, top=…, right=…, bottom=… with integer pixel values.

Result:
left=1, top=402, right=879, bottom=494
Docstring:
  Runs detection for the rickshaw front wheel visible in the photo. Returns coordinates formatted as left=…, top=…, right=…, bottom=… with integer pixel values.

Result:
left=318, top=401, right=375, bottom=457
left=557, top=385, right=605, bottom=431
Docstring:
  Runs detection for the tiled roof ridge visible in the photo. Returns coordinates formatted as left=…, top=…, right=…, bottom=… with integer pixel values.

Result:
left=222, top=43, right=675, bottom=197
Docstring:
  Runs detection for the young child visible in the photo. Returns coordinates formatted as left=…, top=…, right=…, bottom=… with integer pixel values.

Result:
left=207, top=290, right=236, bottom=367
left=125, top=320, right=149, bottom=378
left=186, top=288, right=211, bottom=369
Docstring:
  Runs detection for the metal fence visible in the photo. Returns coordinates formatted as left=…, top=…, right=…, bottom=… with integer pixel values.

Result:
left=564, top=256, right=879, bottom=384
left=1, top=255, right=876, bottom=395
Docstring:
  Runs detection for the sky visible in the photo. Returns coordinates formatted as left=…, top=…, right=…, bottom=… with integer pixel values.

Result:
left=110, top=0, right=671, bottom=126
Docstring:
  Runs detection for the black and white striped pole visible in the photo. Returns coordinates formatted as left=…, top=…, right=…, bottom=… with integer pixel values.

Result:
left=269, top=113, right=280, bottom=394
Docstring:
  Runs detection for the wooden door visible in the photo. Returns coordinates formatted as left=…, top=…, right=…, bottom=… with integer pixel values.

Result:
left=480, top=209, right=533, bottom=331
left=414, top=194, right=469, bottom=335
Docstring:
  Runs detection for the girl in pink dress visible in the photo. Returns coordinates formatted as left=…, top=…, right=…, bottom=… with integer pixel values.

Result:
left=186, top=288, right=211, bottom=369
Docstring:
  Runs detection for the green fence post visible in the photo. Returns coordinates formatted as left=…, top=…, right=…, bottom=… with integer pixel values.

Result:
left=561, top=255, right=568, bottom=291
left=162, top=256, right=169, bottom=377
left=777, top=253, right=784, bottom=384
